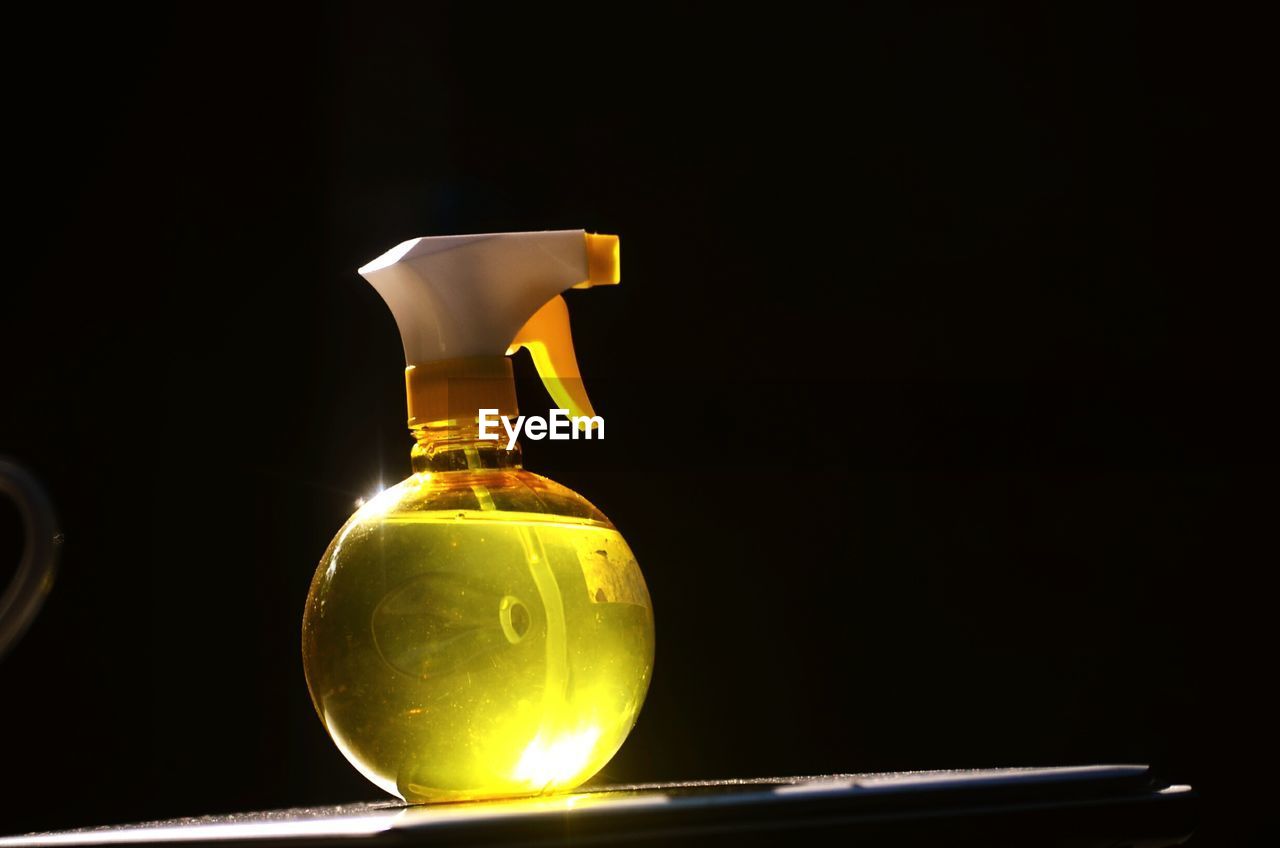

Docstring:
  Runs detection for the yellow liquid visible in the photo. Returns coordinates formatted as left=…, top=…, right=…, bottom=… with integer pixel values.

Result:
left=302, top=472, right=654, bottom=803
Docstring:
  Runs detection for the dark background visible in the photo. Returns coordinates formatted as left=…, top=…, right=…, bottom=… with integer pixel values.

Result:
left=0, top=4, right=1271, bottom=845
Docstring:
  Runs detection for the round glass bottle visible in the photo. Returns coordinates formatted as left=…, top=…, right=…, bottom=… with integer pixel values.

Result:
left=303, top=423, right=654, bottom=802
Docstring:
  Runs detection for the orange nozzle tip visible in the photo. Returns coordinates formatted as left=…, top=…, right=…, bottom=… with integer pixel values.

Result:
left=583, top=233, right=620, bottom=286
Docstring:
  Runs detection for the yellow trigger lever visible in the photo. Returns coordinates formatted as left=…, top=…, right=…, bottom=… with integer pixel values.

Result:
left=507, top=295, right=600, bottom=432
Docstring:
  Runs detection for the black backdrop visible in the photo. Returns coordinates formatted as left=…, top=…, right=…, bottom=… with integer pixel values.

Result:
left=0, top=5, right=1270, bottom=845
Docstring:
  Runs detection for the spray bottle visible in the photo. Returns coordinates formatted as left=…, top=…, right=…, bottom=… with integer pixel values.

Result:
left=302, top=230, right=654, bottom=803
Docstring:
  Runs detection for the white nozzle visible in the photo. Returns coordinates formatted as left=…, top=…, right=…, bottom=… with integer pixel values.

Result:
left=359, top=229, right=602, bottom=365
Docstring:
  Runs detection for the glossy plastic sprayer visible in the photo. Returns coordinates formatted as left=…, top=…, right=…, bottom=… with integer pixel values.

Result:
left=303, top=230, right=654, bottom=803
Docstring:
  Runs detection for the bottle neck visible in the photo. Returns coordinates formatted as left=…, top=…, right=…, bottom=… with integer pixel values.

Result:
left=410, top=422, right=523, bottom=473
left=403, top=356, right=522, bottom=473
